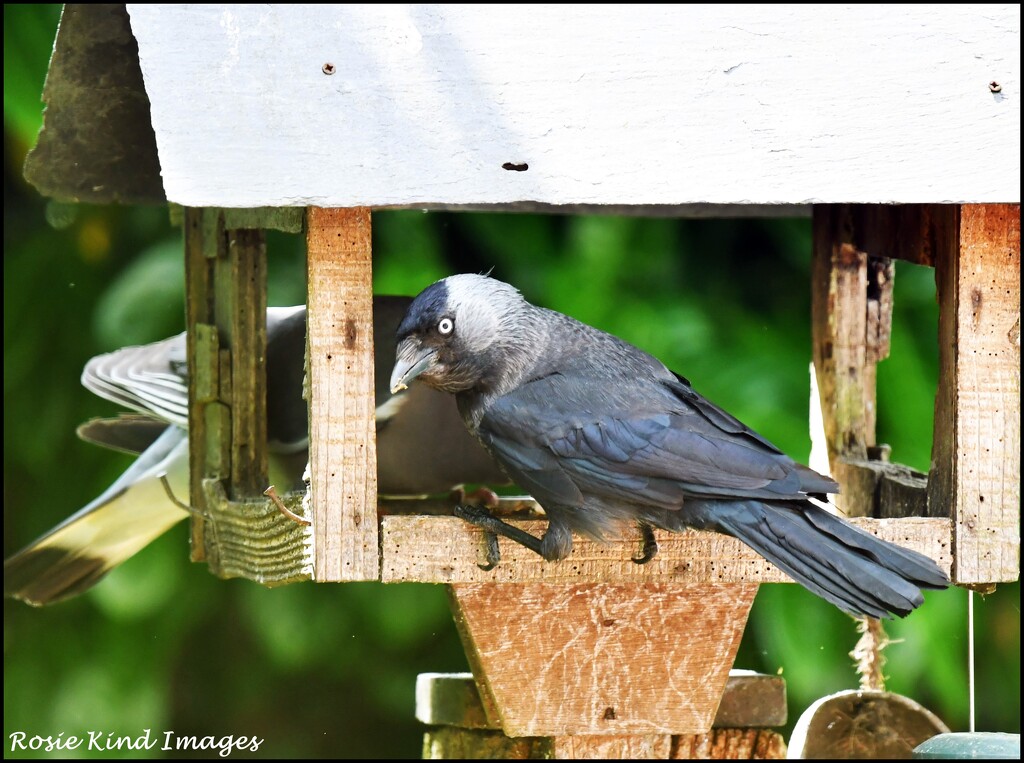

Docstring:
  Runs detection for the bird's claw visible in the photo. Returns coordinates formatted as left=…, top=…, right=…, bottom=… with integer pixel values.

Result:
left=478, top=530, right=501, bottom=571
left=454, top=504, right=502, bottom=570
left=632, top=524, right=659, bottom=564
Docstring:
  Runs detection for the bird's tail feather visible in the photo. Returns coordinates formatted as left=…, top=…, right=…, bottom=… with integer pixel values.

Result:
left=672, top=499, right=949, bottom=619
left=4, top=428, right=189, bottom=606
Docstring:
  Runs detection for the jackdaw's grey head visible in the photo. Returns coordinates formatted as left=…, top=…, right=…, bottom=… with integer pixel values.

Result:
left=389, top=274, right=529, bottom=394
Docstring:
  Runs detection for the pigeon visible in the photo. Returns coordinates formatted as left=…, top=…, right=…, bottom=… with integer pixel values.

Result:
left=4, top=297, right=507, bottom=606
left=389, top=274, right=950, bottom=619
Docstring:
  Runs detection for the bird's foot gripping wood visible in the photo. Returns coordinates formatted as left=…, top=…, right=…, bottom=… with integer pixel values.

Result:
left=453, top=504, right=546, bottom=570
left=632, top=524, right=659, bottom=565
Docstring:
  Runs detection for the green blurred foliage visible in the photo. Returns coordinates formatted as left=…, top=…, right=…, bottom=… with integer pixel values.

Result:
left=4, top=5, right=1018, bottom=759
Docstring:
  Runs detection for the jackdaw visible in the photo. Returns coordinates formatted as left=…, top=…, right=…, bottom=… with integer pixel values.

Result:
left=389, top=274, right=950, bottom=619
left=5, top=297, right=506, bottom=606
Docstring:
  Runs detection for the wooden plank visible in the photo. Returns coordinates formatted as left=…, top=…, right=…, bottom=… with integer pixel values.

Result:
left=199, top=481, right=312, bottom=585
left=184, top=208, right=269, bottom=570
left=551, top=735, right=672, bottom=759
left=713, top=671, right=787, bottom=729
left=416, top=670, right=786, bottom=731
left=184, top=209, right=222, bottom=563
left=422, top=727, right=544, bottom=759
left=128, top=5, right=1020, bottom=207
left=812, top=206, right=899, bottom=518
left=448, top=583, right=757, bottom=736
left=840, top=459, right=928, bottom=520
left=306, top=207, right=378, bottom=581
left=416, top=673, right=496, bottom=731
left=671, top=730, right=786, bottom=759
left=878, top=467, right=930, bottom=520
left=811, top=215, right=871, bottom=466
left=930, top=204, right=1020, bottom=584
left=819, top=205, right=959, bottom=267
left=421, top=728, right=785, bottom=760
left=381, top=510, right=952, bottom=586
left=221, top=228, right=267, bottom=497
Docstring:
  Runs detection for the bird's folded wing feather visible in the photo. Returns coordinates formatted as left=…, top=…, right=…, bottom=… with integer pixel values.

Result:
left=479, top=372, right=836, bottom=511
left=76, top=414, right=173, bottom=455
left=82, top=335, right=189, bottom=427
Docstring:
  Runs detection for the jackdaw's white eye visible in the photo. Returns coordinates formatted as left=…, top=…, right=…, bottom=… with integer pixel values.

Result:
left=438, top=317, right=454, bottom=335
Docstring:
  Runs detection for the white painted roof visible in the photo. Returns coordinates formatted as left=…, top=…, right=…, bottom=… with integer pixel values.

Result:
left=128, top=4, right=1020, bottom=208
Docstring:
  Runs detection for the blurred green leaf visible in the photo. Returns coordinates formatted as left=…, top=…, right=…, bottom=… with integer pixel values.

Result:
left=94, top=238, right=185, bottom=348
left=3, top=4, right=62, bottom=149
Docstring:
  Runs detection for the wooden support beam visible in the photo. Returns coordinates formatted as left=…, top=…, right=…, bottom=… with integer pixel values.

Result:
left=306, top=207, right=378, bottom=581
left=222, top=228, right=269, bottom=497
left=447, top=583, right=759, bottom=737
left=421, top=726, right=786, bottom=760
left=814, top=203, right=1019, bottom=583
left=381, top=514, right=952, bottom=584
left=838, top=459, right=928, bottom=520
left=811, top=205, right=896, bottom=517
left=417, top=671, right=787, bottom=759
left=198, top=481, right=311, bottom=585
left=816, top=204, right=960, bottom=267
left=930, top=204, right=1020, bottom=584
left=670, top=730, right=786, bottom=759
left=551, top=736, right=673, bottom=759
left=417, top=671, right=786, bottom=731
left=712, top=671, right=788, bottom=729
left=422, top=727, right=545, bottom=759
left=184, top=208, right=268, bottom=569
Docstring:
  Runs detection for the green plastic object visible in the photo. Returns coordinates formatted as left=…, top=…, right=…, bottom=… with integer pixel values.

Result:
left=913, top=732, right=1020, bottom=759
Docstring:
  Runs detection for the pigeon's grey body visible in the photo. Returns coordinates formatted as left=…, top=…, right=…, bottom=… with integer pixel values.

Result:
left=390, top=274, right=950, bottom=619
left=5, top=297, right=506, bottom=606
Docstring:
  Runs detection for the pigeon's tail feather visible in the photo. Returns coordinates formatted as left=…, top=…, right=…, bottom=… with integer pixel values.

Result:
left=4, top=428, right=189, bottom=607
left=673, top=499, right=949, bottom=619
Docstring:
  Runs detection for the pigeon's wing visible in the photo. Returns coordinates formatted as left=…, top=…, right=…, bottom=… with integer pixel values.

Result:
left=478, top=370, right=836, bottom=513
left=7, top=298, right=510, bottom=606
left=76, top=414, right=172, bottom=455
left=82, top=335, right=189, bottom=427
left=264, top=306, right=309, bottom=452
left=80, top=306, right=311, bottom=453
left=378, top=384, right=510, bottom=496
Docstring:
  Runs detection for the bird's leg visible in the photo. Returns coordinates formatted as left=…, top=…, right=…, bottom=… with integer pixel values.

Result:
left=453, top=503, right=546, bottom=568
left=632, top=523, right=659, bottom=564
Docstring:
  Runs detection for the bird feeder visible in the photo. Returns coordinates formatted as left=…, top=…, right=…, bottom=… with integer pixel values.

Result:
left=24, top=4, right=1019, bottom=758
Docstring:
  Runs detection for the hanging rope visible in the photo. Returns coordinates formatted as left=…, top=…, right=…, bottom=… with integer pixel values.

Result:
left=851, top=616, right=889, bottom=691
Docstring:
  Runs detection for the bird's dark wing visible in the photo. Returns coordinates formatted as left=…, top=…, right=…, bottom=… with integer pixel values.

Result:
left=478, top=370, right=835, bottom=514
